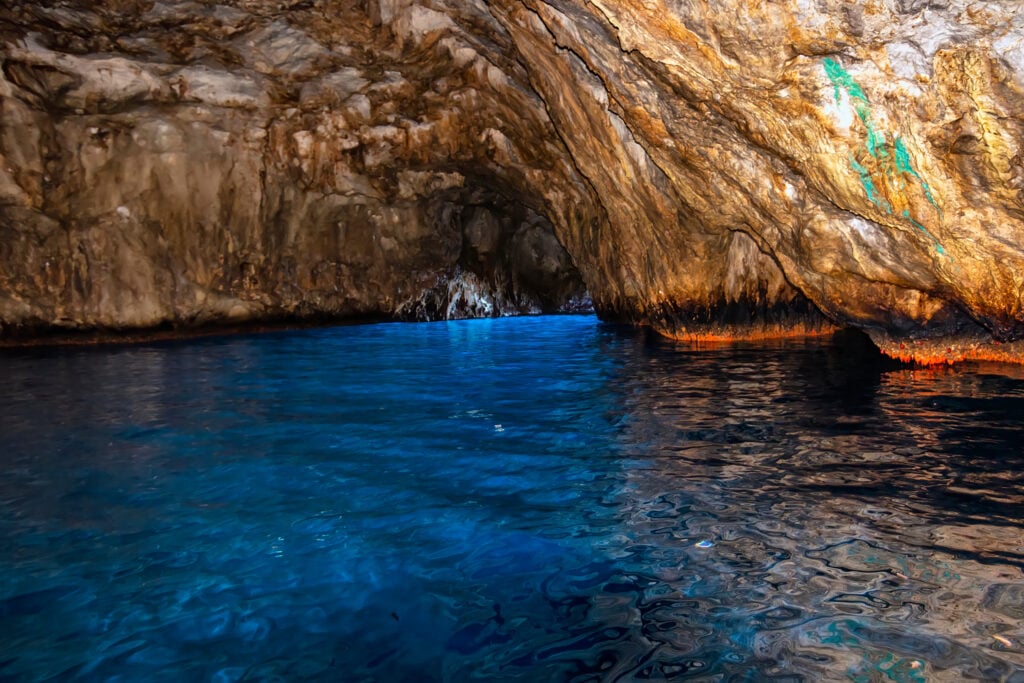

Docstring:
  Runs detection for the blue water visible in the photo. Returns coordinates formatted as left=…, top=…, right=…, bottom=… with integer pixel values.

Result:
left=1, top=316, right=1023, bottom=682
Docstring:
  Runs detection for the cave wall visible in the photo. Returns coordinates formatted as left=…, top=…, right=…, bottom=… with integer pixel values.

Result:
left=1, top=1, right=1023, bottom=362
left=489, top=0, right=1024, bottom=363
left=0, top=0, right=592, bottom=336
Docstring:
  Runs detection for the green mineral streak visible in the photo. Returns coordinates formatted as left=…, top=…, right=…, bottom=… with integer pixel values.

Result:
left=902, top=210, right=932, bottom=238
left=823, top=58, right=869, bottom=103
left=902, top=209, right=945, bottom=254
left=854, top=101, right=871, bottom=125
left=894, top=137, right=917, bottom=176
left=921, top=181, right=938, bottom=209
left=894, top=136, right=939, bottom=209
left=847, top=95, right=884, bottom=160
left=850, top=157, right=891, bottom=212
left=826, top=59, right=946, bottom=253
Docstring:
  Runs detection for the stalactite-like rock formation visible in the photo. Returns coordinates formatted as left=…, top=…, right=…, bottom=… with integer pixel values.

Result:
left=1, top=1, right=1022, bottom=362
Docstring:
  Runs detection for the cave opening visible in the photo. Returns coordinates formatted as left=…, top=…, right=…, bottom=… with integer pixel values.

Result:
left=395, top=183, right=592, bottom=322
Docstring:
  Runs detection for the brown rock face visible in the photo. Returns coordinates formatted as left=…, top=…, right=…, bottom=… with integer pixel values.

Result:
left=0, top=0, right=592, bottom=338
left=1, top=1, right=1023, bottom=362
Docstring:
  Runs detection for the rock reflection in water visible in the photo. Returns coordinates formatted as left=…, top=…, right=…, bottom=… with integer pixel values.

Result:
left=0, top=318, right=1022, bottom=681
left=609, top=329, right=1024, bottom=681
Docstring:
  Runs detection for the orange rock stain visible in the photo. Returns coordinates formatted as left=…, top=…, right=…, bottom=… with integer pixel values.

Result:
left=875, top=338, right=1024, bottom=366
left=657, top=323, right=838, bottom=345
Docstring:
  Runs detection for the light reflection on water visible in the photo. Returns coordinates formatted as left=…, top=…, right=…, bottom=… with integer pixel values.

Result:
left=0, top=316, right=1022, bottom=682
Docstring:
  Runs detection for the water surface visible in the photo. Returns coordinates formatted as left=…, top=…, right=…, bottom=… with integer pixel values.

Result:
left=1, top=316, right=1023, bottom=681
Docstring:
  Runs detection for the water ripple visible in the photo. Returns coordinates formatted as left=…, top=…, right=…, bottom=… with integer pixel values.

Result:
left=1, top=318, right=1023, bottom=681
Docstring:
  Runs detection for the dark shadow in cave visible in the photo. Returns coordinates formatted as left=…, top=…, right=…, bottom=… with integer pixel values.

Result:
left=395, top=182, right=592, bottom=321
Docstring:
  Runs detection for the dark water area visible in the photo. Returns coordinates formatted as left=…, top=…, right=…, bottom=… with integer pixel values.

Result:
left=1, top=315, right=1023, bottom=682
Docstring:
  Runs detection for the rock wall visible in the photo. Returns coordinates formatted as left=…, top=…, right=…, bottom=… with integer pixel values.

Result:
left=1, top=1, right=1023, bottom=362
left=0, top=0, right=592, bottom=338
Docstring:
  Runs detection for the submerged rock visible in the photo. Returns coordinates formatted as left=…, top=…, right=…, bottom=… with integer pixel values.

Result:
left=0, top=1, right=1022, bottom=362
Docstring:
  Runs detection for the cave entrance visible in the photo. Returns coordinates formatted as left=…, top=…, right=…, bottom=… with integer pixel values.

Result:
left=397, top=185, right=592, bottom=321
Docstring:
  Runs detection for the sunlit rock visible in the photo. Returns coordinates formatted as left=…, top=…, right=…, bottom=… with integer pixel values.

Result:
left=1, top=1, right=1022, bottom=361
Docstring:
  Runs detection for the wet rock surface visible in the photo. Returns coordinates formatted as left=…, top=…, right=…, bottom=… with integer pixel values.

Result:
left=0, top=1, right=1022, bottom=361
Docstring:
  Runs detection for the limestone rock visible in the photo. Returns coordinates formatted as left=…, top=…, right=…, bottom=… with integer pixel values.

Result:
left=0, top=0, right=1022, bottom=363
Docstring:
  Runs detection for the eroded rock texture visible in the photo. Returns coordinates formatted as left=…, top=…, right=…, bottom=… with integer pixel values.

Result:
left=0, top=0, right=593, bottom=337
left=1, top=1, right=1023, bottom=362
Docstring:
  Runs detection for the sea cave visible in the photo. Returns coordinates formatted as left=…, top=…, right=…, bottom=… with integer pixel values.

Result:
left=1, top=1, right=1023, bottom=680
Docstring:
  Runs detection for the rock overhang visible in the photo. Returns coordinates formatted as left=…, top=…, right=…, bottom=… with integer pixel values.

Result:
left=0, top=0, right=1021, bottom=363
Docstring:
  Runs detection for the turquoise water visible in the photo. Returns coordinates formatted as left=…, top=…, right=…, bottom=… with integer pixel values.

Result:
left=1, top=316, right=1023, bottom=681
